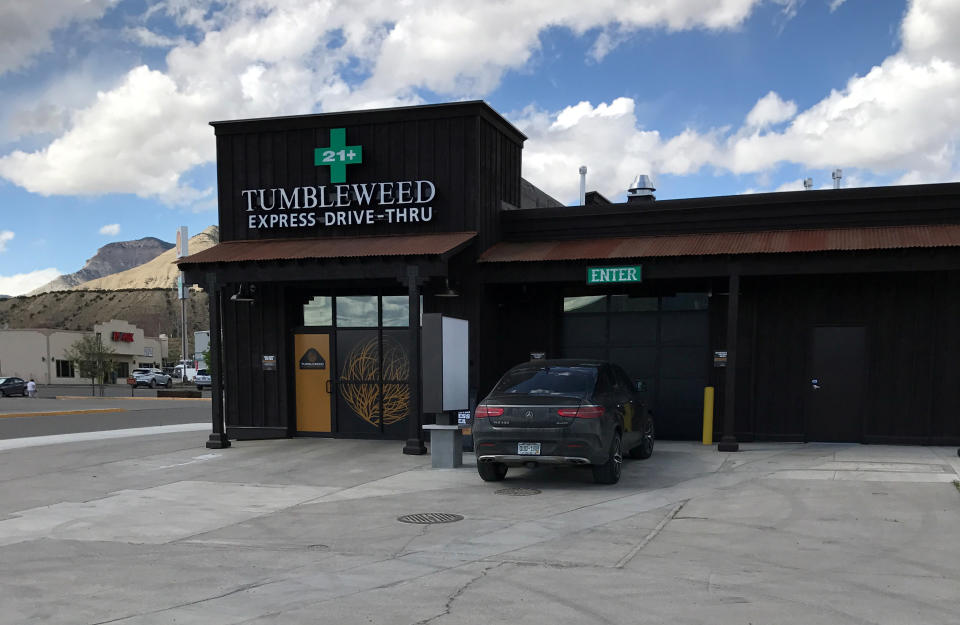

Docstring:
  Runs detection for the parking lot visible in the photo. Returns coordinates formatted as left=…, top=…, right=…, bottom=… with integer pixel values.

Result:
left=0, top=418, right=958, bottom=624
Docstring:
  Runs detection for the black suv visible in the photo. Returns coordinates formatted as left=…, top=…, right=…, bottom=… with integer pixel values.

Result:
left=473, top=359, right=654, bottom=484
left=0, top=377, right=27, bottom=397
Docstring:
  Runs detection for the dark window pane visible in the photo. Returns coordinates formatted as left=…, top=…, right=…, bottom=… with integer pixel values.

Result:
left=563, top=296, right=607, bottom=313
left=662, top=293, right=709, bottom=311
left=610, top=295, right=658, bottom=312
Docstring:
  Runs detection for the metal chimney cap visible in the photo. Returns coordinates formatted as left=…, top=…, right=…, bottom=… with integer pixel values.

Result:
left=628, top=174, right=655, bottom=195
left=579, top=165, right=587, bottom=174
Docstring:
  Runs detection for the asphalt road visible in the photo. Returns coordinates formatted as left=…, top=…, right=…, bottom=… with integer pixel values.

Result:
left=0, top=394, right=211, bottom=439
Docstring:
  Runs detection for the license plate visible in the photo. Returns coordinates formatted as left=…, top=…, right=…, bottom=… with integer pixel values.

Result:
left=517, top=442, right=541, bottom=455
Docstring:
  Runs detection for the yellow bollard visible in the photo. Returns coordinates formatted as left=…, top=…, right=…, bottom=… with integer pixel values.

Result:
left=702, top=386, right=715, bottom=445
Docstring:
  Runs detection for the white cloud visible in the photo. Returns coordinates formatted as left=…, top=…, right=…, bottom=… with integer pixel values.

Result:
left=99, top=223, right=120, bottom=236
left=829, top=0, right=847, bottom=11
left=0, top=0, right=118, bottom=75
left=521, top=0, right=960, bottom=199
left=0, top=0, right=767, bottom=206
left=0, top=230, right=13, bottom=252
left=0, top=268, right=61, bottom=297
left=745, top=91, right=798, bottom=128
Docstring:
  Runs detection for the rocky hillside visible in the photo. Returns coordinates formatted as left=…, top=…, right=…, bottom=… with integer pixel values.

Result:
left=0, top=289, right=209, bottom=339
left=75, top=226, right=218, bottom=290
left=30, top=237, right=174, bottom=294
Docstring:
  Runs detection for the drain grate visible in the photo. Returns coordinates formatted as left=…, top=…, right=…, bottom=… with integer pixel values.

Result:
left=397, top=512, right=464, bottom=524
left=495, top=488, right=541, bottom=496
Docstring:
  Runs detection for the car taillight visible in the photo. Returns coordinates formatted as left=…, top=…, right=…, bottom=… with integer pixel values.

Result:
left=475, top=405, right=504, bottom=418
left=558, top=405, right=605, bottom=419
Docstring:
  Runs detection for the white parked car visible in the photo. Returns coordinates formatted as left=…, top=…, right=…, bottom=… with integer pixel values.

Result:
left=195, top=369, right=211, bottom=390
left=128, top=368, right=172, bottom=389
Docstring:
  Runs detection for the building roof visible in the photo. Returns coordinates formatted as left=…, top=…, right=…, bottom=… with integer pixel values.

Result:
left=177, top=232, right=477, bottom=266
left=478, top=224, right=960, bottom=263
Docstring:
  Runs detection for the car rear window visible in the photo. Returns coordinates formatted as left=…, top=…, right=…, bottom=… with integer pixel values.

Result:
left=492, top=366, right=597, bottom=399
left=132, top=369, right=149, bottom=375
left=197, top=370, right=208, bottom=375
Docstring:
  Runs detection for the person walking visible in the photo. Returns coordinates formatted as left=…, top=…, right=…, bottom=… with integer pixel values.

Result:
left=27, top=379, right=37, bottom=398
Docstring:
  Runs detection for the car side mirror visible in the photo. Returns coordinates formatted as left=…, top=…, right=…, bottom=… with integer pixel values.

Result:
left=634, top=380, right=647, bottom=392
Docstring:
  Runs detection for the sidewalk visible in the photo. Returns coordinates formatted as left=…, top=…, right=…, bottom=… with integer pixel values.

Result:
left=0, top=434, right=957, bottom=624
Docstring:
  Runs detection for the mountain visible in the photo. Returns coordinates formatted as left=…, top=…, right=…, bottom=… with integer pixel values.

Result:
left=74, top=226, right=219, bottom=290
left=30, top=236, right=174, bottom=294
left=0, top=289, right=209, bottom=349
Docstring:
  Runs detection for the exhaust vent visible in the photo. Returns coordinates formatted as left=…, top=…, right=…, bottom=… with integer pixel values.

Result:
left=627, top=174, right=655, bottom=204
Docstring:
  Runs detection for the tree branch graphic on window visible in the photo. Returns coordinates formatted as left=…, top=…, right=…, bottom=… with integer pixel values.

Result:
left=340, top=336, right=409, bottom=427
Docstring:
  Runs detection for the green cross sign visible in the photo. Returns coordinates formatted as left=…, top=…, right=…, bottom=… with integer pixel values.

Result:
left=315, top=128, right=362, bottom=183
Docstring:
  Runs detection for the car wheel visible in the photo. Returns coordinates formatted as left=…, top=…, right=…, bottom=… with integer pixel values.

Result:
left=165, top=378, right=173, bottom=388
left=592, top=433, right=622, bottom=485
left=628, top=418, right=655, bottom=460
left=477, top=461, right=508, bottom=482
left=149, top=379, right=156, bottom=389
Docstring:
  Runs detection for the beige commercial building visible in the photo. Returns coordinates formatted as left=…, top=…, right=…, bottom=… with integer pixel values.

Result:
left=0, top=320, right=169, bottom=384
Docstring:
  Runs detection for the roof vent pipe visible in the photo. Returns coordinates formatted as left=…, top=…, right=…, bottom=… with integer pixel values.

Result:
left=832, top=168, right=843, bottom=189
left=803, top=178, right=813, bottom=190
left=578, top=166, right=587, bottom=205
left=627, top=174, right=656, bottom=204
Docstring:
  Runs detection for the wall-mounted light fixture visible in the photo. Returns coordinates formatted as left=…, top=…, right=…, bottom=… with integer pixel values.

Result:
left=230, top=283, right=256, bottom=303
left=434, top=278, right=459, bottom=298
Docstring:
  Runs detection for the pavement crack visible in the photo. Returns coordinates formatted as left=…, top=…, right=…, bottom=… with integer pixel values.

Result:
left=88, top=579, right=277, bottom=624
left=614, top=499, right=687, bottom=568
left=413, top=562, right=503, bottom=625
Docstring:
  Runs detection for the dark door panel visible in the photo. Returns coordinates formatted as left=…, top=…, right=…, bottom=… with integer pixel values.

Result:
left=805, top=326, right=866, bottom=442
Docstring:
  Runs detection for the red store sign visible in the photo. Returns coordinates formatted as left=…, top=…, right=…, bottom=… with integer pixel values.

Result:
left=111, top=332, right=134, bottom=342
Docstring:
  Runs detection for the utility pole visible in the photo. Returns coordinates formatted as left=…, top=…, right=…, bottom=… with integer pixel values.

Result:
left=177, top=226, right=189, bottom=384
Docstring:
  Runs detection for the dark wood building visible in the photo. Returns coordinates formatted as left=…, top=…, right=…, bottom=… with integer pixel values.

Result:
left=179, top=101, right=960, bottom=451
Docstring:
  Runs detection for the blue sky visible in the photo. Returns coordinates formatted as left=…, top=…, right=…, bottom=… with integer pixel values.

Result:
left=1, top=0, right=957, bottom=295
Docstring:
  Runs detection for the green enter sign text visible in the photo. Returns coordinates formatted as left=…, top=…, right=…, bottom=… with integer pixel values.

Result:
left=587, top=265, right=642, bottom=284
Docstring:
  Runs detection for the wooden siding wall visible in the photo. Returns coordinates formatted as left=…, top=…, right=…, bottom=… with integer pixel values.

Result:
left=216, top=113, right=522, bottom=249
left=222, top=282, right=289, bottom=435
left=713, top=272, right=960, bottom=444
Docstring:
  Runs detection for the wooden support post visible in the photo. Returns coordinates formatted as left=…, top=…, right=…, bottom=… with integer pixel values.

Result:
left=718, top=271, right=740, bottom=452
left=205, top=273, right=230, bottom=449
left=403, top=265, right=427, bottom=455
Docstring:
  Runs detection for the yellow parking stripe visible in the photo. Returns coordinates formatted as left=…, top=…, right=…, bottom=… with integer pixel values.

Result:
left=0, top=408, right=126, bottom=419
left=55, top=396, right=211, bottom=402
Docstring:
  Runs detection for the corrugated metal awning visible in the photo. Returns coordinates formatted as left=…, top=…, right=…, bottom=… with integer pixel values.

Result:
left=478, top=224, right=960, bottom=263
left=178, top=232, right=476, bottom=266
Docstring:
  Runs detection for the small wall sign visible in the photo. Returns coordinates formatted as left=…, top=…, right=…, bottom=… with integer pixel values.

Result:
left=111, top=331, right=134, bottom=342
left=587, top=265, right=642, bottom=284
left=263, top=354, right=277, bottom=371
left=298, top=349, right=325, bottom=370
left=713, top=351, right=728, bottom=367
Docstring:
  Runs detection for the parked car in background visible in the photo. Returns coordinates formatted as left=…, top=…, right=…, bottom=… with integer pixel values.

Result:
left=472, top=359, right=655, bottom=485
left=0, top=377, right=27, bottom=397
left=172, top=365, right=197, bottom=382
left=127, top=368, right=173, bottom=389
left=194, top=369, right=211, bottom=390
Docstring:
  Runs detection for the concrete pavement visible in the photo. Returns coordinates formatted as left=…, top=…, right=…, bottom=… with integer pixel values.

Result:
left=0, top=430, right=958, bottom=624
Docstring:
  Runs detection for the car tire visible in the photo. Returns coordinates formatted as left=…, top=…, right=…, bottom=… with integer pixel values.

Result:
left=592, top=433, right=622, bottom=485
left=165, top=378, right=173, bottom=388
left=477, top=462, right=508, bottom=482
left=628, top=418, right=655, bottom=460
left=149, top=379, right=156, bottom=389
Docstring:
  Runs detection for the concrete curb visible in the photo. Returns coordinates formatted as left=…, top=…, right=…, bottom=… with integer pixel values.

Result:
left=0, top=408, right=126, bottom=419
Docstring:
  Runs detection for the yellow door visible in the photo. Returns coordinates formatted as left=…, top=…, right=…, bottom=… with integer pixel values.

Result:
left=295, top=333, right=332, bottom=432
